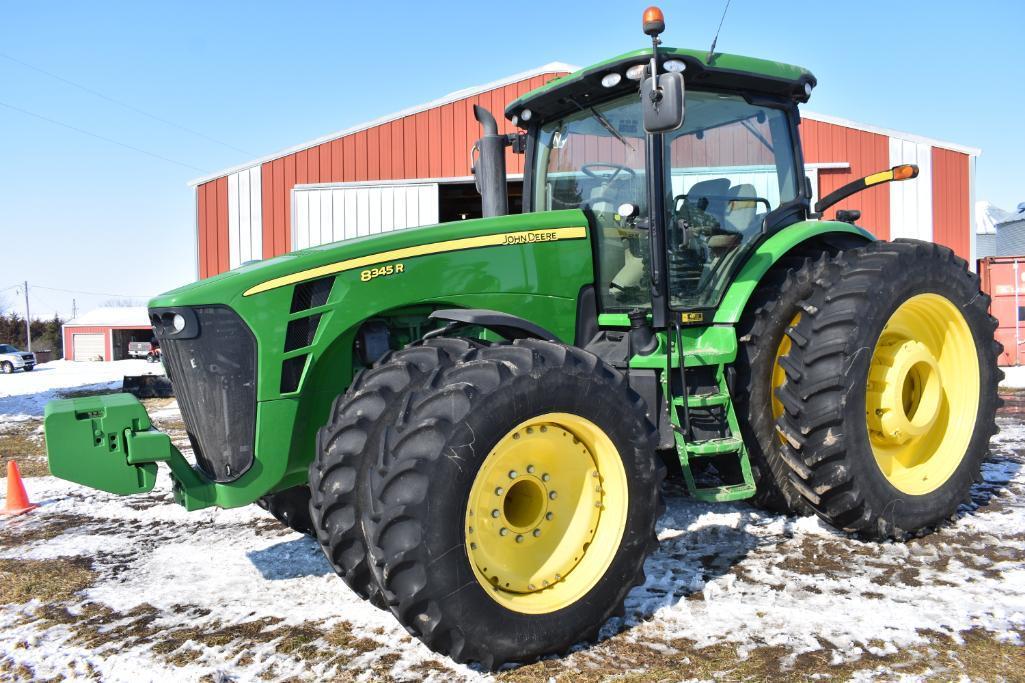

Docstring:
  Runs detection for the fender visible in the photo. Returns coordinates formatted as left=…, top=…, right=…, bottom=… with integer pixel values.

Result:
left=713, top=221, right=874, bottom=325
left=429, top=308, right=558, bottom=342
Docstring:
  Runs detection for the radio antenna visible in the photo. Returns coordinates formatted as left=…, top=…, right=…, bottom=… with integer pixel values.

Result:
left=706, top=0, right=732, bottom=63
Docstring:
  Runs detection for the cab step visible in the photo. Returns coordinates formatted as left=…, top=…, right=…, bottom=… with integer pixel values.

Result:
left=685, top=437, right=744, bottom=456
left=679, top=391, right=730, bottom=408
left=689, top=481, right=758, bottom=503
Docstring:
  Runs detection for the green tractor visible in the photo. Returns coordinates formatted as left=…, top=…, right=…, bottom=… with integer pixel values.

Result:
left=44, top=7, right=999, bottom=668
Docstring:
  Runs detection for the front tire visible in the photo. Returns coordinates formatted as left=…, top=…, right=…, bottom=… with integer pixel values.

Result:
left=1, top=362, right=12, bottom=374
left=23, top=365, right=33, bottom=372
left=363, top=339, right=664, bottom=668
left=309, top=338, right=478, bottom=606
left=776, top=240, right=1001, bottom=539
left=256, top=486, right=314, bottom=536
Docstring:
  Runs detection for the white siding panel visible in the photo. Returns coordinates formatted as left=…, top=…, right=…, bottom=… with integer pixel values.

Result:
left=320, top=190, right=333, bottom=246
left=227, top=167, right=264, bottom=267
left=308, top=190, right=322, bottom=249
left=394, top=189, right=408, bottom=230
left=291, top=182, right=440, bottom=249
left=344, top=190, right=358, bottom=240
left=249, top=166, right=262, bottom=263
left=889, top=138, right=933, bottom=242
left=227, top=173, right=240, bottom=269
left=419, top=185, right=439, bottom=224
left=332, top=190, right=346, bottom=242
left=356, top=189, right=371, bottom=237
left=380, top=187, right=395, bottom=232
left=295, top=191, right=310, bottom=250
left=368, top=188, right=382, bottom=234
left=237, top=170, right=251, bottom=263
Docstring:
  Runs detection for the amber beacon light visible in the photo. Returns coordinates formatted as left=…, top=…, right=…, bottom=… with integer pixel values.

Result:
left=642, top=6, right=665, bottom=36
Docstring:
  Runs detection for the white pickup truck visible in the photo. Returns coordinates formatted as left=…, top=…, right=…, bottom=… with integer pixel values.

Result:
left=0, top=344, right=36, bottom=374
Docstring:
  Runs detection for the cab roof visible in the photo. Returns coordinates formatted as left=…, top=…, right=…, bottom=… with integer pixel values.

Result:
left=506, top=47, right=816, bottom=123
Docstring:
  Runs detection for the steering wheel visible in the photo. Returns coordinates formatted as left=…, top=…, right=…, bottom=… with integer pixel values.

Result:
left=581, top=162, right=636, bottom=184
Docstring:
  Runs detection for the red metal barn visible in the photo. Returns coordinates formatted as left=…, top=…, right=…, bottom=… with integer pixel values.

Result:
left=62, top=308, right=154, bottom=362
left=189, top=63, right=979, bottom=279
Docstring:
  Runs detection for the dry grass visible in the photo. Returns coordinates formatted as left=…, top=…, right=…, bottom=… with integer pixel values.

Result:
left=0, top=557, right=96, bottom=604
left=0, top=423, right=49, bottom=477
left=498, top=627, right=1025, bottom=682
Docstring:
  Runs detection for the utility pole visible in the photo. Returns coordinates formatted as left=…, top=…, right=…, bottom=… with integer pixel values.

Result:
left=72, top=298, right=78, bottom=319
left=23, top=280, right=31, bottom=352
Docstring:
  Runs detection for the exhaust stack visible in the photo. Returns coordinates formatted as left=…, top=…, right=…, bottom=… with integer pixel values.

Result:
left=472, top=105, right=509, bottom=217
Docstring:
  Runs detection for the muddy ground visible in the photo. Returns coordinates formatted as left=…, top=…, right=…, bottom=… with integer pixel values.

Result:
left=0, top=395, right=1022, bottom=682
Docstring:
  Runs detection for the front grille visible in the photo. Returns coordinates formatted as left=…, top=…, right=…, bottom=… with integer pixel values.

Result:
left=151, top=306, right=257, bottom=482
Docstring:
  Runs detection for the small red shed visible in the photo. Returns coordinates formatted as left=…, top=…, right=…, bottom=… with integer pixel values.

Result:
left=62, top=307, right=154, bottom=362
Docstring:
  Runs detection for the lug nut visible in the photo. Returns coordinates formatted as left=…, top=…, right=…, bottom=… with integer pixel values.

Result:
left=470, top=542, right=477, bottom=550
left=533, top=529, right=541, bottom=537
left=508, top=470, right=518, bottom=479
left=540, top=426, right=547, bottom=433
left=527, top=465, right=535, bottom=474
left=549, top=491, right=558, bottom=500
left=516, top=535, right=524, bottom=543
left=542, top=473, right=551, bottom=482
left=495, top=486, right=504, bottom=496
left=491, top=509, right=500, bottom=518
left=500, top=527, right=509, bottom=536
left=526, top=427, right=533, bottom=434
left=528, top=583, right=536, bottom=590
left=545, top=512, right=553, bottom=521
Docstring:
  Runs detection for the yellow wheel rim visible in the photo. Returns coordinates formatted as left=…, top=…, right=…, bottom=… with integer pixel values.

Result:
left=464, top=413, right=628, bottom=614
left=866, top=293, right=979, bottom=495
left=772, top=313, right=801, bottom=423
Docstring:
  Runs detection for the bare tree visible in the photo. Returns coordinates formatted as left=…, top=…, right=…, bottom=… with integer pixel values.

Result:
left=102, top=298, right=144, bottom=308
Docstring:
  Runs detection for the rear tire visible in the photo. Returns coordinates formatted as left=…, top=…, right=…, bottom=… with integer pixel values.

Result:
left=308, top=338, right=478, bottom=606
left=776, top=240, right=1001, bottom=539
left=256, top=486, right=314, bottom=536
left=363, top=339, right=664, bottom=668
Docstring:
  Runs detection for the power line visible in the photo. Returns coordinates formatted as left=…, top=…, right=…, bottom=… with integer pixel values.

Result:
left=0, top=99, right=205, bottom=172
left=0, top=51, right=252, bottom=155
left=31, top=284, right=153, bottom=299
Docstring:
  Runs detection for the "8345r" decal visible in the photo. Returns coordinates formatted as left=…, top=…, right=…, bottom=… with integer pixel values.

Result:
left=360, top=262, right=405, bottom=282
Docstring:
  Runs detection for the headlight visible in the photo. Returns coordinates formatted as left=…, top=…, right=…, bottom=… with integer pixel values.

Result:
left=601, top=72, right=622, bottom=88
left=172, top=313, right=187, bottom=333
left=626, top=64, right=646, bottom=81
left=663, top=59, right=686, bottom=73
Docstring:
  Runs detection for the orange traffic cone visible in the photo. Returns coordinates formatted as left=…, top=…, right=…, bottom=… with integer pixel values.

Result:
left=2, top=461, right=38, bottom=516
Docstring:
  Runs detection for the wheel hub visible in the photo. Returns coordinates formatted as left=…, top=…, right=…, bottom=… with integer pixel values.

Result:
left=466, top=420, right=602, bottom=594
left=865, top=293, right=979, bottom=495
left=867, top=338, right=943, bottom=445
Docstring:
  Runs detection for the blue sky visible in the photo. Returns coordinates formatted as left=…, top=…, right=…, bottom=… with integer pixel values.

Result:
left=1, top=1, right=1022, bottom=319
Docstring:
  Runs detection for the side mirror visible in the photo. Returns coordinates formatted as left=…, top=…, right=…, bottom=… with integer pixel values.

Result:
left=641, top=71, right=685, bottom=133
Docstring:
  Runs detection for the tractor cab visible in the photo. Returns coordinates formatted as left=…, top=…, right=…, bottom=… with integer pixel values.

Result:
left=527, top=84, right=802, bottom=315
left=498, top=23, right=817, bottom=324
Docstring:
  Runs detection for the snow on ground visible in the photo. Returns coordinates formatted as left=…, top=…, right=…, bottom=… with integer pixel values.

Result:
left=999, top=364, right=1025, bottom=389
left=0, top=359, right=164, bottom=429
left=0, top=363, right=1023, bottom=681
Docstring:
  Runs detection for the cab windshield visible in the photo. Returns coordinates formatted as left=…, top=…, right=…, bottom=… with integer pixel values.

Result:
left=533, top=90, right=799, bottom=311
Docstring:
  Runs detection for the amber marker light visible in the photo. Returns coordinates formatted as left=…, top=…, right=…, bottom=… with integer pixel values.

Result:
left=642, top=6, right=665, bottom=36
left=892, top=164, right=919, bottom=181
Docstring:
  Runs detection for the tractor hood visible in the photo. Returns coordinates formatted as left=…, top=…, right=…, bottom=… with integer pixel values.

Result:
left=149, top=210, right=591, bottom=310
